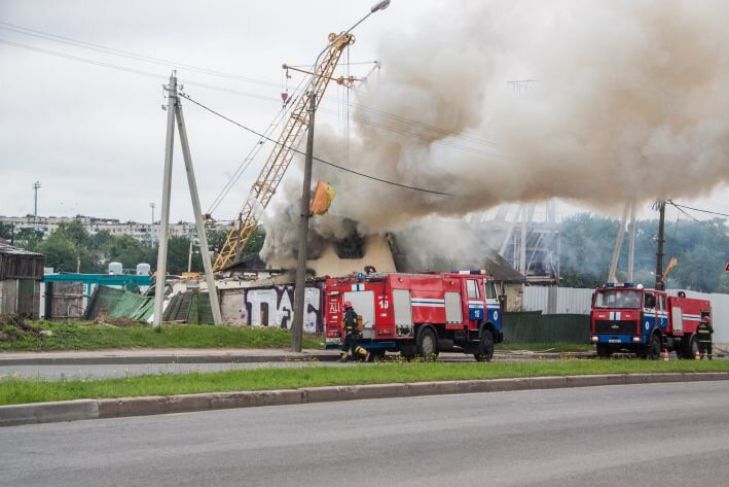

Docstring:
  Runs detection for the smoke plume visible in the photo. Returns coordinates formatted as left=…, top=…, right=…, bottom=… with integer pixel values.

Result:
left=263, top=0, right=729, bottom=262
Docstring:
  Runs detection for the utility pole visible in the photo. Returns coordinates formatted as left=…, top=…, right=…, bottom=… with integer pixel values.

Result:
left=153, top=73, right=177, bottom=327
left=291, top=92, right=317, bottom=352
left=153, top=72, right=223, bottom=326
left=655, top=199, right=666, bottom=290
left=33, top=181, right=41, bottom=230
left=174, top=95, right=224, bottom=326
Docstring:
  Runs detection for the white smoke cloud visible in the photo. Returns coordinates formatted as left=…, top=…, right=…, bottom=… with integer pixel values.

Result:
left=264, top=0, right=729, bottom=261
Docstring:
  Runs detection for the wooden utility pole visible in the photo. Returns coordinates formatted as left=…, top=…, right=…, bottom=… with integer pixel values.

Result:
left=655, top=200, right=666, bottom=290
left=291, top=93, right=317, bottom=352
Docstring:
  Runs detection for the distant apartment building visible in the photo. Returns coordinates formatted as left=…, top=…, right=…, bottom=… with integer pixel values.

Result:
left=0, top=214, right=217, bottom=242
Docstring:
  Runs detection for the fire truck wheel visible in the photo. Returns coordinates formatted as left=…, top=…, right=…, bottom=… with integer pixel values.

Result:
left=596, top=344, right=612, bottom=358
left=474, top=329, right=495, bottom=362
left=369, top=349, right=386, bottom=361
left=416, top=327, right=438, bottom=359
left=684, top=336, right=699, bottom=359
left=646, top=333, right=662, bottom=360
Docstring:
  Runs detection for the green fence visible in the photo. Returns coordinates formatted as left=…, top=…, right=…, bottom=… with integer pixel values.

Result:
left=503, top=312, right=590, bottom=343
left=163, top=290, right=214, bottom=324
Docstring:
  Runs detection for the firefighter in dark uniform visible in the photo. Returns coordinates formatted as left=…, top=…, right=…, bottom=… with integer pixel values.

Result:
left=696, top=314, right=713, bottom=360
left=340, top=301, right=368, bottom=362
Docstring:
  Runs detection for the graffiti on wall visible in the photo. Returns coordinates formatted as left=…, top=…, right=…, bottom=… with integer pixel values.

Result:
left=239, top=285, right=322, bottom=334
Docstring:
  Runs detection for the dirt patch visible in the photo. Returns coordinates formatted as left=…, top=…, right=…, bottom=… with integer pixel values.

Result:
left=0, top=314, right=42, bottom=342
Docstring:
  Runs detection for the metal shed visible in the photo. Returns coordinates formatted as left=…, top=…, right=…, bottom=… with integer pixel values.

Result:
left=0, top=243, right=44, bottom=318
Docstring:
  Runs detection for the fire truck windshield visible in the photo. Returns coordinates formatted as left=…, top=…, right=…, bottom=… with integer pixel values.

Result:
left=594, top=289, right=642, bottom=309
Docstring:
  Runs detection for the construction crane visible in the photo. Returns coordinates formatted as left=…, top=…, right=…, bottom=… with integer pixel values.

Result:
left=212, top=32, right=355, bottom=272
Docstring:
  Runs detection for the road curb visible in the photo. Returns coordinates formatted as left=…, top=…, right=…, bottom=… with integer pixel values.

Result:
left=2, top=371, right=728, bottom=427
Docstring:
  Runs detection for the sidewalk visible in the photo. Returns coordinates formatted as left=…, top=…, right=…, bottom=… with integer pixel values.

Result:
left=0, top=348, right=593, bottom=366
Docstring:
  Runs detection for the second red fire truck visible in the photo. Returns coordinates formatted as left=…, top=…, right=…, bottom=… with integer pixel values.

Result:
left=590, top=283, right=711, bottom=358
left=324, top=272, right=504, bottom=361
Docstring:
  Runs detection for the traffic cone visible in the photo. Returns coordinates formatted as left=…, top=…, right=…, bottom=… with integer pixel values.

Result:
left=695, top=349, right=701, bottom=361
left=662, top=348, right=669, bottom=362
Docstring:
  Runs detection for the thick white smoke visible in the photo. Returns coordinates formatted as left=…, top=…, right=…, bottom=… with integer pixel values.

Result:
left=263, top=0, right=729, bottom=261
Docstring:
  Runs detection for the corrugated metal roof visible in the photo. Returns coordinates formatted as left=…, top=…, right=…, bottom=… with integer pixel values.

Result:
left=0, top=242, right=43, bottom=256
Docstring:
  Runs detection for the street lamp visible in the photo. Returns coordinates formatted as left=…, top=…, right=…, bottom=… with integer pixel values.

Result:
left=149, top=202, right=156, bottom=242
left=291, top=0, right=391, bottom=352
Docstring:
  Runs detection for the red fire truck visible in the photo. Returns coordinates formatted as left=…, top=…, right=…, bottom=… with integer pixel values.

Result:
left=590, top=283, right=711, bottom=358
left=324, top=272, right=503, bottom=361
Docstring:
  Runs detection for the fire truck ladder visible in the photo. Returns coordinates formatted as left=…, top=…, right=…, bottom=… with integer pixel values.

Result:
left=212, top=32, right=354, bottom=272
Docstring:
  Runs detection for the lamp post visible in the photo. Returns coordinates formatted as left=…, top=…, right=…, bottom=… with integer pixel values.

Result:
left=33, top=181, right=41, bottom=230
left=291, top=0, right=391, bottom=352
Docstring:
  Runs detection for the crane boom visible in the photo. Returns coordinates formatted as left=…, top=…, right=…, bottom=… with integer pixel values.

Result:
left=212, top=33, right=354, bottom=272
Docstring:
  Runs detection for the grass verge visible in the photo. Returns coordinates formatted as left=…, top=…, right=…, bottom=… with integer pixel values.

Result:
left=0, top=322, right=321, bottom=351
left=1, top=360, right=727, bottom=406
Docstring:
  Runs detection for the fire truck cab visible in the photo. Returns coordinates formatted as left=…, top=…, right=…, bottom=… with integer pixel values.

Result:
left=324, top=272, right=504, bottom=361
left=590, top=283, right=711, bottom=359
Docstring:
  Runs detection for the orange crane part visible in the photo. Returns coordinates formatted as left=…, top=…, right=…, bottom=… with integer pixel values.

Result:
left=212, top=33, right=354, bottom=272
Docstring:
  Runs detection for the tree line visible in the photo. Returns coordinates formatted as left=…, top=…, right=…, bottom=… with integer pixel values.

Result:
left=0, top=221, right=264, bottom=276
left=559, top=213, right=729, bottom=293
left=2, top=212, right=728, bottom=292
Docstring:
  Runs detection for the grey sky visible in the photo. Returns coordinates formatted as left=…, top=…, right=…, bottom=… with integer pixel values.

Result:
left=0, top=0, right=439, bottom=223
left=1, top=0, right=727, bottom=225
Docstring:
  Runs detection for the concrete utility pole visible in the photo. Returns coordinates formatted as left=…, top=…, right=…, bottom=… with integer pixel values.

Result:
left=291, top=93, right=317, bottom=352
left=153, top=73, right=177, bottom=327
left=174, top=97, right=223, bottom=325
left=33, top=181, right=41, bottom=230
left=655, top=199, right=666, bottom=290
left=153, top=71, right=223, bottom=326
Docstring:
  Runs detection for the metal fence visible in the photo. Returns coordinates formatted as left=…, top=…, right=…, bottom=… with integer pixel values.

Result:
left=522, top=285, right=729, bottom=343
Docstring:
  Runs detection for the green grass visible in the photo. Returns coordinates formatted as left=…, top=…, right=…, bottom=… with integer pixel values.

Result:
left=1, top=359, right=727, bottom=406
left=0, top=322, right=322, bottom=351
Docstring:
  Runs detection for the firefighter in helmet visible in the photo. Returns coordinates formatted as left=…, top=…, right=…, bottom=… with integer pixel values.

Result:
left=340, top=300, right=368, bottom=362
left=696, top=314, right=714, bottom=360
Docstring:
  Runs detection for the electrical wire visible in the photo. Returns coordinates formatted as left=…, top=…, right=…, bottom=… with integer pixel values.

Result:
left=667, top=201, right=729, bottom=219
left=667, top=201, right=700, bottom=223
left=178, top=92, right=454, bottom=197
left=0, top=37, right=281, bottom=103
left=0, top=21, right=279, bottom=87
left=205, top=75, right=309, bottom=214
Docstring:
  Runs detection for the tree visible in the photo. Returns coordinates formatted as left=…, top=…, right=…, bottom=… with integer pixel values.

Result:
left=559, top=213, right=729, bottom=292
left=0, top=222, right=13, bottom=240
left=39, top=236, right=78, bottom=272
left=39, top=223, right=99, bottom=273
left=13, top=228, right=44, bottom=251
left=105, top=234, right=148, bottom=270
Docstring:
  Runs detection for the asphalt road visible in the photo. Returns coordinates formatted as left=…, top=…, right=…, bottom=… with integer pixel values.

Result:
left=2, top=381, right=729, bottom=486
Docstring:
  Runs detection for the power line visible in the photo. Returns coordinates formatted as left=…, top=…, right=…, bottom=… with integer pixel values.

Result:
left=668, top=200, right=729, bottom=219
left=0, top=21, right=279, bottom=87
left=667, top=201, right=700, bottom=222
left=0, top=37, right=280, bottom=102
left=178, top=92, right=453, bottom=197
